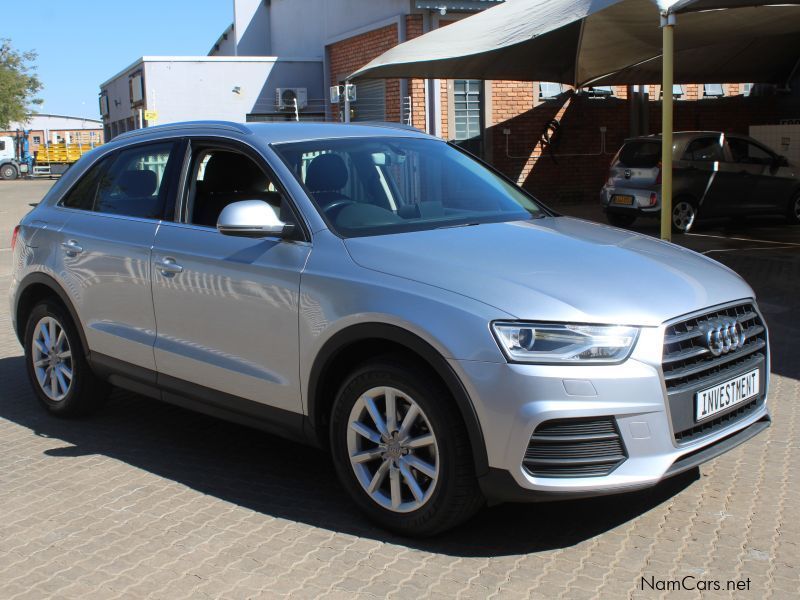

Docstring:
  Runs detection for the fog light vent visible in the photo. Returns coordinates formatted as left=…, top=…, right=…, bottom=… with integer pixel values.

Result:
left=523, top=417, right=627, bottom=478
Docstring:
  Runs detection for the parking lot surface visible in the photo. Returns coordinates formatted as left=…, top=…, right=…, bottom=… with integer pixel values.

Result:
left=1, top=180, right=798, bottom=599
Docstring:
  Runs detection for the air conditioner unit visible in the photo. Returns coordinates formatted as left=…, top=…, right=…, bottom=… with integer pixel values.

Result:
left=276, top=88, right=308, bottom=110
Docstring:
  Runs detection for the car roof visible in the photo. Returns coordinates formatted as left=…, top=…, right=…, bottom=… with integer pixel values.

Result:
left=113, top=120, right=433, bottom=144
left=623, top=131, right=757, bottom=143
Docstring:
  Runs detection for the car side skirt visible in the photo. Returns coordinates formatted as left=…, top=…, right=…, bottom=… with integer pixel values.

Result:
left=88, top=352, right=311, bottom=446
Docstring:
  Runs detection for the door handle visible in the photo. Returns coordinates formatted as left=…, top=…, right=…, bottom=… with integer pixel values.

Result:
left=156, top=257, right=184, bottom=275
left=61, top=240, right=83, bottom=255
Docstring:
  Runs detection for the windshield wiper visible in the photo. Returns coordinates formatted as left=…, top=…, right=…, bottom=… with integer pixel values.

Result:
left=436, top=222, right=481, bottom=229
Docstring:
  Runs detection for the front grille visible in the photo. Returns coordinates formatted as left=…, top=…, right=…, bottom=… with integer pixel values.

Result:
left=523, top=417, right=627, bottom=478
left=662, top=302, right=767, bottom=443
left=673, top=399, right=760, bottom=444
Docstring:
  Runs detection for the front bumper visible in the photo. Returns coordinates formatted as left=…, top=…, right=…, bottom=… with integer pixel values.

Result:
left=451, top=321, right=770, bottom=502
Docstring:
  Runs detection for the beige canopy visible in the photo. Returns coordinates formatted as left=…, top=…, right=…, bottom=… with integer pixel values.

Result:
left=350, top=0, right=800, bottom=86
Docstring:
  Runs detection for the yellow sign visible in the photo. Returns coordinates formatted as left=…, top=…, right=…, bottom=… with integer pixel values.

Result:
left=144, top=110, right=159, bottom=122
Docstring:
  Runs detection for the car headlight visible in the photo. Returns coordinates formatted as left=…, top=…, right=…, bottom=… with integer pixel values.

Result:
left=491, top=322, right=639, bottom=364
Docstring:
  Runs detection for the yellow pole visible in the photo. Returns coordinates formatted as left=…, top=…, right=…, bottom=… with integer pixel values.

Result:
left=660, top=13, right=675, bottom=242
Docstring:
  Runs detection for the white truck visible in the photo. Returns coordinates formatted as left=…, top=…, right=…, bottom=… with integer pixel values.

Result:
left=0, top=135, right=29, bottom=180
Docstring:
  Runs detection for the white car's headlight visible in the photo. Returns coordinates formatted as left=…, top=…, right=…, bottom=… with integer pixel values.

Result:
left=491, top=322, right=639, bottom=364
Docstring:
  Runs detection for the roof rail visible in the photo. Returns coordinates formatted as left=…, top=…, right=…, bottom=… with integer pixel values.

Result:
left=355, top=121, right=423, bottom=133
left=114, top=120, right=252, bottom=141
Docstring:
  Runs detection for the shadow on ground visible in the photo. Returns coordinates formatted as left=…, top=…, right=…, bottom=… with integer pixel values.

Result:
left=0, top=354, right=698, bottom=558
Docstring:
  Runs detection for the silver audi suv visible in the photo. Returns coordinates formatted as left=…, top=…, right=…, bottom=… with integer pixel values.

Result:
left=10, top=121, right=771, bottom=536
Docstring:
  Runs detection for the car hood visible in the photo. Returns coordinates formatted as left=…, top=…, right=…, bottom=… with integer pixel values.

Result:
left=343, top=217, right=754, bottom=326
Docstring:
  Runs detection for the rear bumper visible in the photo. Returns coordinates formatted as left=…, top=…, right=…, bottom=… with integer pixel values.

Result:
left=600, top=185, right=660, bottom=215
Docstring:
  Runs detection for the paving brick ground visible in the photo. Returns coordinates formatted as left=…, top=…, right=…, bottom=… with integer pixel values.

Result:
left=0, top=180, right=798, bottom=599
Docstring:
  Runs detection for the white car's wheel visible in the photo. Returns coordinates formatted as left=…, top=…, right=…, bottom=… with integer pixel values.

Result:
left=330, top=358, right=483, bottom=536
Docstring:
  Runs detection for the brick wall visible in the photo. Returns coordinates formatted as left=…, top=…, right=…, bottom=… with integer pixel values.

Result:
left=327, top=24, right=400, bottom=122
left=489, top=93, right=800, bottom=206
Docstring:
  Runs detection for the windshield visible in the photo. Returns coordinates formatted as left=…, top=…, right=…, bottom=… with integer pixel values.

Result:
left=272, top=136, right=543, bottom=237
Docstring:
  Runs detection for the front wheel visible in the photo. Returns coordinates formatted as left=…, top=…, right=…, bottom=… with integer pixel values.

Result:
left=1, top=164, right=18, bottom=180
left=330, top=359, right=483, bottom=536
left=671, top=199, right=698, bottom=233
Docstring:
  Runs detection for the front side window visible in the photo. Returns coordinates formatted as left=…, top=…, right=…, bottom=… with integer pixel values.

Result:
left=92, top=142, right=175, bottom=218
left=274, top=137, right=543, bottom=238
left=184, top=147, right=293, bottom=229
left=728, top=138, right=773, bottom=166
left=683, top=137, right=723, bottom=162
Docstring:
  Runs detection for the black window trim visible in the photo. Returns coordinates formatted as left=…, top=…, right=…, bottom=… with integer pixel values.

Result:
left=56, top=138, right=185, bottom=222
left=174, top=136, right=311, bottom=243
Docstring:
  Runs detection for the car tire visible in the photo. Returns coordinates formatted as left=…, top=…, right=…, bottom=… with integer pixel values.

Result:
left=606, top=213, right=636, bottom=228
left=671, top=198, right=698, bottom=233
left=1, top=164, right=18, bottom=180
left=23, top=300, right=110, bottom=416
left=787, top=192, right=800, bottom=224
left=330, top=357, right=484, bottom=536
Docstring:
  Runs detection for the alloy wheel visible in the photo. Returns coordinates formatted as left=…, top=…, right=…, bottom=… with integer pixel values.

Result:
left=31, top=316, right=73, bottom=401
left=672, top=201, right=696, bottom=232
left=347, top=386, right=439, bottom=513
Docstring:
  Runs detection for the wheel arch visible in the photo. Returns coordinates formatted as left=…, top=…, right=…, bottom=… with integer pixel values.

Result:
left=14, top=272, right=89, bottom=355
left=306, top=322, right=489, bottom=476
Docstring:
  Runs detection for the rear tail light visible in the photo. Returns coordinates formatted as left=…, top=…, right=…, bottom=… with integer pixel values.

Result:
left=655, top=161, right=662, bottom=184
left=11, top=225, right=20, bottom=252
left=649, top=192, right=658, bottom=207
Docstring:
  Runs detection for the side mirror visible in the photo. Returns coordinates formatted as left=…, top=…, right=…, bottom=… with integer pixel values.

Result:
left=216, top=200, right=294, bottom=238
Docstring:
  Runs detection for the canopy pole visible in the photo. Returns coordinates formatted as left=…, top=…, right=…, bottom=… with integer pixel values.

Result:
left=660, top=13, right=675, bottom=242
left=344, top=80, right=352, bottom=123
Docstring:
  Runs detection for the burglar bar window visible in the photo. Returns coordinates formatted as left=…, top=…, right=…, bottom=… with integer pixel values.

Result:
left=454, top=79, right=482, bottom=141
left=539, top=82, right=564, bottom=100
left=703, top=84, right=724, bottom=97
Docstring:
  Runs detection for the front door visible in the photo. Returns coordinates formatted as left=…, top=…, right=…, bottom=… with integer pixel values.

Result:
left=150, top=143, right=310, bottom=414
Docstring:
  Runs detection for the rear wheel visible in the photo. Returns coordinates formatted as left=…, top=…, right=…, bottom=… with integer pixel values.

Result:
left=787, top=192, right=800, bottom=224
left=330, top=358, right=483, bottom=536
left=671, top=199, right=698, bottom=233
left=1, top=164, right=18, bottom=180
left=606, top=212, right=636, bottom=228
left=24, top=301, right=109, bottom=416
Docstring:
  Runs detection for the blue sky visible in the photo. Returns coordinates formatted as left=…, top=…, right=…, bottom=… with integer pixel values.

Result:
left=4, top=1, right=232, bottom=120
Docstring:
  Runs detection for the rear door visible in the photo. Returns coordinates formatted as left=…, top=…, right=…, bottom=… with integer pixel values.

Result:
left=55, top=140, right=182, bottom=371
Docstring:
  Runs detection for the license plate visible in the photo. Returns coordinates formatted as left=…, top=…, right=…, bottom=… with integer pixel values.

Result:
left=695, top=369, right=759, bottom=422
left=612, top=195, right=634, bottom=205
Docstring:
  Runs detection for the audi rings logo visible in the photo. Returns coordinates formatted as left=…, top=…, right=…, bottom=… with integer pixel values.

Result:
left=702, top=318, right=746, bottom=357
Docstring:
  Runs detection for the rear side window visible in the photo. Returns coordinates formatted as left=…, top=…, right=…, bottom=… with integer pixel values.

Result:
left=60, top=156, right=113, bottom=210
left=683, top=137, right=723, bottom=162
left=618, top=141, right=661, bottom=168
left=95, top=142, right=176, bottom=219
left=60, top=142, right=177, bottom=218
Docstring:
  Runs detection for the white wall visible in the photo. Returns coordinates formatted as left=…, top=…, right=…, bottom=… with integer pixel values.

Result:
left=235, top=0, right=271, bottom=55
left=267, top=0, right=411, bottom=58
left=142, top=58, right=324, bottom=124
